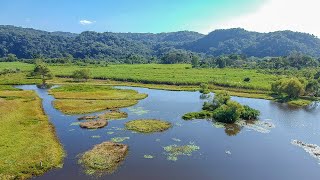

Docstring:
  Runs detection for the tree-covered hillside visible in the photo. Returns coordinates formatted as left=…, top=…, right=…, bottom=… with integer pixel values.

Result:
left=1, top=25, right=320, bottom=60
left=184, top=28, right=320, bottom=57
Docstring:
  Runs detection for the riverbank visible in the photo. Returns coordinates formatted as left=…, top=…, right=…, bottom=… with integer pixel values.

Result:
left=0, top=89, right=64, bottom=179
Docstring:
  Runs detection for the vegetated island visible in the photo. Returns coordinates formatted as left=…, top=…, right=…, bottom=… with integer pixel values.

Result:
left=183, top=91, right=260, bottom=124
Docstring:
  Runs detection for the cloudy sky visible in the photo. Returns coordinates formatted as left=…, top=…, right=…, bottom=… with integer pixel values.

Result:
left=0, top=0, right=319, bottom=36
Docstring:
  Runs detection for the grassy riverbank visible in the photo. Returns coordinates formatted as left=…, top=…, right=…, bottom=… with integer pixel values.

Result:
left=0, top=89, right=64, bottom=179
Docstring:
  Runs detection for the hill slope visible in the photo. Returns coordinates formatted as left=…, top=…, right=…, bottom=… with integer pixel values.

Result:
left=0, top=25, right=320, bottom=59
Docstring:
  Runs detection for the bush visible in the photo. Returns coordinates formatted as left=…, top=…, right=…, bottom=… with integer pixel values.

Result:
left=72, top=69, right=91, bottom=81
left=212, top=101, right=244, bottom=124
left=199, top=83, right=210, bottom=94
left=182, top=111, right=212, bottom=120
left=243, top=77, right=250, bottom=82
left=240, top=105, right=260, bottom=120
left=271, top=78, right=305, bottom=98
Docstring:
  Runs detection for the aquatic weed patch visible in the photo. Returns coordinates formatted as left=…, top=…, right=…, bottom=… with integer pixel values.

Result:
left=143, top=155, right=154, bottom=159
left=125, top=119, right=172, bottom=133
left=292, top=140, right=320, bottom=162
left=212, top=120, right=275, bottom=134
left=163, top=142, right=200, bottom=161
left=127, top=106, right=149, bottom=115
left=111, top=137, right=130, bottom=143
left=78, top=141, right=128, bottom=175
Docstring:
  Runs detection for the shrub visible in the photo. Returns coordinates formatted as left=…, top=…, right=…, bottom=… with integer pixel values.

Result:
left=271, top=78, right=305, bottom=98
left=243, top=77, right=251, bottom=82
left=199, top=83, right=210, bottom=94
left=72, top=69, right=91, bottom=82
left=212, top=101, right=244, bottom=124
left=182, top=111, right=212, bottom=120
left=240, top=105, right=260, bottom=120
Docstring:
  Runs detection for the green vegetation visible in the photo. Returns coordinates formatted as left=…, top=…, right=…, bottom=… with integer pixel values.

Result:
left=110, top=137, right=130, bottom=143
left=78, top=141, right=128, bottom=175
left=98, top=110, right=128, bottom=120
left=31, top=61, right=53, bottom=88
left=54, top=99, right=138, bottom=114
left=125, top=119, right=172, bottom=133
left=0, top=90, right=64, bottom=179
left=50, top=85, right=147, bottom=100
left=182, top=111, right=212, bottom=120
left=49, top=85, right=147, bottom=114
left=72, top=69, right=91, bottom=82
left=183, top=91, right=260, bottom=124
left=2, top=26, right=320, bottom=60
left=163, top=142, right=200, bottom=161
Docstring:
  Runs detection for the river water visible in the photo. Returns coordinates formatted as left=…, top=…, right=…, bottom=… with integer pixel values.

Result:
left=16, top=85, right=320, bottom=180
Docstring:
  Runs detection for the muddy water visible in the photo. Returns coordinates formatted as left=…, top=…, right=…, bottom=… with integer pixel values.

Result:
left=16, top=85, right=320, bottom=180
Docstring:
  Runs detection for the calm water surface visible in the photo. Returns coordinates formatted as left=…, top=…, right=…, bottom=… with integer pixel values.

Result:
left=16, top=85, right=320, bottom=180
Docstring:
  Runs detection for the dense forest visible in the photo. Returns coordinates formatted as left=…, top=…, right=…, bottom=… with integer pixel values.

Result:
left=1, top=25, right=320, bottom=63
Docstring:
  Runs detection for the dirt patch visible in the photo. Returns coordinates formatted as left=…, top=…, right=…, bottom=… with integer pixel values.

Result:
left=80, top=120, right=108, bottom=129
left=78, top=115, right=97, bottom=120
left=79, top=141, right=128, bottom=175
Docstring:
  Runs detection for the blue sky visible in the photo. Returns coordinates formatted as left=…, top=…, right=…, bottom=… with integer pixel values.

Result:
left=1, top=0, right=319, bottom=36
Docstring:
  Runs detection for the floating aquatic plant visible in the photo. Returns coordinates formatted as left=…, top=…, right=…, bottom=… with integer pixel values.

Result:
left=155, top=139, right=161, bottom=142
left=69, top=129, right=75, bottom=132
left=212, top=120, right=275, bottom=134
left=111, top=137, right=130, bottom=143
left=292, top=140, right=320, bottom=162
left=128, top=106, right=149, bottom=115
left=143, top=155, right=154, bottom=159
left=172, top=138, right=181, bottom=142
left=70, top=122, right=81, bottom=126
left=107, top=131, right=114, bottom=135
left=91, top=135, right=101, bottom=139
left=163, top=142, right=200, bottom=161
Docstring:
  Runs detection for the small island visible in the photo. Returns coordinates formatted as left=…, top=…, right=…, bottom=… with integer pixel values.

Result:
left=183, top=91, right=260, bottom=123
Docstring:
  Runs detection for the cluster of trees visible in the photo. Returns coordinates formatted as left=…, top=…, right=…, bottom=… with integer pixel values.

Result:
left=203, top=91, right=260, bottom=123
left=272, top=77, right=320, bottom=99
left=1, top=26, right=320, bottom=63
left=183, top=91, right=260, bottom=123
left=185, top=28, right=320, bottom=58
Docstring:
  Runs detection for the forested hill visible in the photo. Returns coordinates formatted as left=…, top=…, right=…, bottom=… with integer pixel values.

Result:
left=184, top=28, right=320, bottom=57
left=1, top=25, right=320, bottom=59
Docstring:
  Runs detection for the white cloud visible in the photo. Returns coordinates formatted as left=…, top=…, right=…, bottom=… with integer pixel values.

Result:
left=79, top=20, right=95, bottom=25
left=203, top=0, right=320, bottom=37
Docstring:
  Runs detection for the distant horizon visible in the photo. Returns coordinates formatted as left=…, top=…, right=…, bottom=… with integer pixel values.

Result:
left=1, top=24, right=319, bottom=38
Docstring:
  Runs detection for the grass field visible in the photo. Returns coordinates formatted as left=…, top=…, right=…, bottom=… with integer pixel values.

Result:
left=0, top=62, right=282, bottom=90
left=49, top=64, right=280, bottom=90
left=0, top=89, right=64, bottom=179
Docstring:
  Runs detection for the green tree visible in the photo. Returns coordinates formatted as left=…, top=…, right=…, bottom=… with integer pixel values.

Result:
left=6, top=53, right=18, bottom=62
left=305, top=80, right=320, bottom=96
left=72, top=69, right=91, bottom=82
left=272, top=78, right=305, bottom=98
left=212, top=101, right=244, bottom=124
left=191, top=55, right=200, bottom=68
left=32, top=62, right=53, bottom=87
